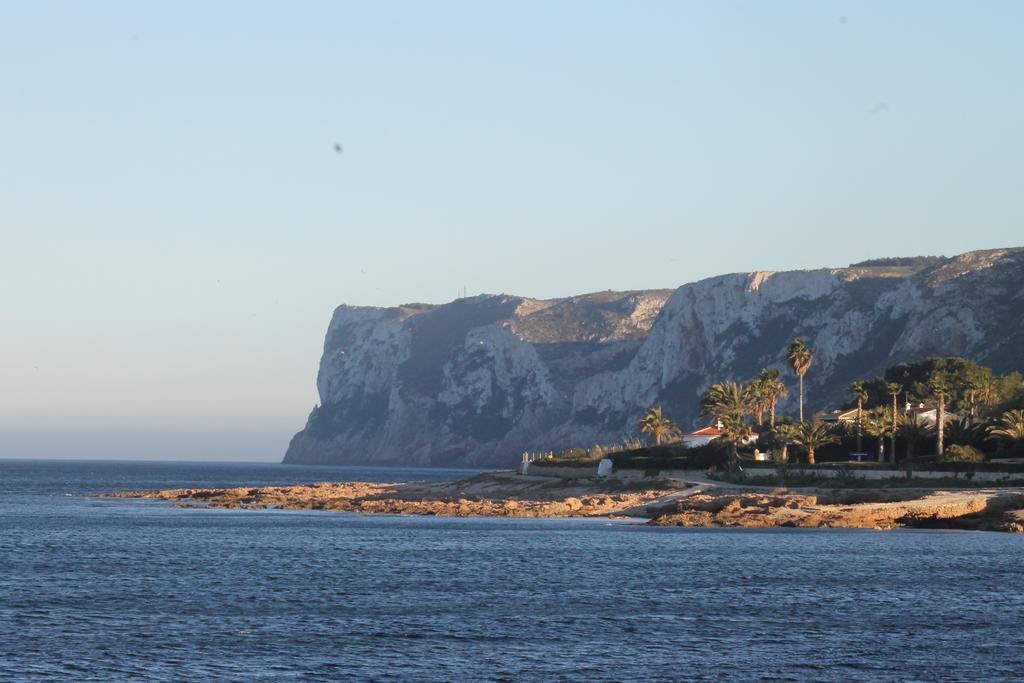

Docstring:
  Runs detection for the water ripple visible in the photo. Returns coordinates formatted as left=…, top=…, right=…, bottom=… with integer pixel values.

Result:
left=1, top=460, right=1023, bottom=681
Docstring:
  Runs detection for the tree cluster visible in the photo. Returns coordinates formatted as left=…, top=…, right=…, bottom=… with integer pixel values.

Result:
left=636, top=346, right=1024, bottom=471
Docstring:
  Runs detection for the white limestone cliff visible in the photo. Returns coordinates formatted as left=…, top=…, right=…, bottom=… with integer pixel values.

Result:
left=285, top=248, right=1024, bottom=468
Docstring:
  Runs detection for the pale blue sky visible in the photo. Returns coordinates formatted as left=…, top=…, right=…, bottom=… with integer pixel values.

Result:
left=2, top=1, right=1021, bottom=460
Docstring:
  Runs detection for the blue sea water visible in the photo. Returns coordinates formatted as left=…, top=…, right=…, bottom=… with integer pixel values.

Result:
left=2, top=459, right=1023, bottom=682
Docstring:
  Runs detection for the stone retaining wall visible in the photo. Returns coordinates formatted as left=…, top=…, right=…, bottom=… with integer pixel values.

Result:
left=522, top=464, right=597, bottom=478
left=752, top=468, right=1019, bottom=482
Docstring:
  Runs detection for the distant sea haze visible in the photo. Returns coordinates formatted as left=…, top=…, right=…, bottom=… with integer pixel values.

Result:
left=3, top=459, right=1023, bottom=681
left=285, top=248, right=1024, bottom=468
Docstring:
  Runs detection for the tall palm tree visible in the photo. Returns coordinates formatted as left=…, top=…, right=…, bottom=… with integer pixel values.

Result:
left=758, top=368, right=788, bottom=428
left=700, top=381, right=749, bottom=422
left=887, top=382, right=902, bottom=464
left=638, top=406, right=681, bottom=446
left=988, top=409, right=1024, bottom=442
left=790, top=420, right=839, bottom=465
left=786, top=339, right=813, bottom=421
left=897, top=413, right=934, bottom=479
left=928, top=372, right=951, bottom=457
left=849, top=381, right=869, bottom=454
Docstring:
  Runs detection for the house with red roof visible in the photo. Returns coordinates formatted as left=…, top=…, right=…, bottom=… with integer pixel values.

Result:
left=682, top=422, right=758, bottom=449
left=682, top=425, right=724, bottom=448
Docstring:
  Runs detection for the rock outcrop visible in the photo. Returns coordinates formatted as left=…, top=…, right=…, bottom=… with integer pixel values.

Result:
left=103, top=472, right=683, bottom=518
left=285, top=247, right=1024, bottom=468
left=649, top=488, right=1024, bottom=532
left=104, top=474, right=1024, bottom=533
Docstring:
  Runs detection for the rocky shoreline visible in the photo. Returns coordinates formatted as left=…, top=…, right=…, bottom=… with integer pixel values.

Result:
left=647, top=488, right=1024, bottom=532
left=101, top=472, right=685, bottom=518
left=102, top=471, right=1024, bottom=532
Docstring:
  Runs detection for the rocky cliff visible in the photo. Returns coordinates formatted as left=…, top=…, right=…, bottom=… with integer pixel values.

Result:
left=284, top=247, right=1024, bottom=467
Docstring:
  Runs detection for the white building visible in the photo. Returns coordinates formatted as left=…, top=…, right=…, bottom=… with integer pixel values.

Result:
left=682, top=423, right=758, bottom=448
left=682, top=425, right=724, bottom=448
left=906, top=402, right=959, bottom=425
left=826, top=402, right=959, bottom=426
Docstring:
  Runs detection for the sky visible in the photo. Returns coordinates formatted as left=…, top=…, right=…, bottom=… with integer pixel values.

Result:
left=2, top=1, right=1022, bottom=461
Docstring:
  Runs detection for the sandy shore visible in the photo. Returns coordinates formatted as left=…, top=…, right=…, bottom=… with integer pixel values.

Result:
left=103, top=471, right=1024, bottom=532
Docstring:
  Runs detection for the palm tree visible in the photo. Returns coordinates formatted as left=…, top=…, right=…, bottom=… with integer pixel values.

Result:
left=773, top=422, right=795, bottom=461
left=964, top=378, right=979, bottom=420
left=718, top=414, right=755, bottom=471
left=945, top=417, right=981, bottom=447
left=897, top=413, right=934, bottom=479
left=928, top=372, right=951, bottom=457
left=988, top=409, right=1024, bottom=442
left=887, top=382, right=902, bottom=464
left=638, top=406, right=681, bottom=446
left=849, top=381, right=869, bottom=454
left=786, top=339, right=813, bottom=421
left=973, top=375, right=999, bottom=418
left=862, top=411, right=889, bottom=462
left=790, top=420, right=839, bottom=465
left=757, top=368, right=788, bottom=428
left=743, top=379, right=767, bottom=426
left=700, top=381, right=749, bottom=422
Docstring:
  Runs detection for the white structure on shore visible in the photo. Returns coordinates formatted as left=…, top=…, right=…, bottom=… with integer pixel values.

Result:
left=826, top=402, right=959, bottom=426
left=682, top=421, right=759, bottom=448
left=905, top=402, right=959, bottom=425
left=682, top=425, right=724, bottom=448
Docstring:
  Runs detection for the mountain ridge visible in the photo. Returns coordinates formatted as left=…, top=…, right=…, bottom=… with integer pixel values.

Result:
left=284, top=247, right=1024, bottom=467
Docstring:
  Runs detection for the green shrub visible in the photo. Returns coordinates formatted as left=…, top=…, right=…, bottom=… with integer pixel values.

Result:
left=607, top=442, right=728, bottom=471
left=708, top=472, right=1024, bottom=489
left=530, top=457, right=599, bottom=468
left=941, top=444, right=985, bottom=463
left=680, top=442, right=730, bottom=469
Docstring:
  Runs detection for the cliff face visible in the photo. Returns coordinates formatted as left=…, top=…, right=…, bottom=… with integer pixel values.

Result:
left=284, top=248, right=1024, bottom=467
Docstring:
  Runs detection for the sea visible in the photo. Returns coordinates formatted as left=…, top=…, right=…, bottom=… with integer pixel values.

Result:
left=1, top=459, right=1023, bottom=682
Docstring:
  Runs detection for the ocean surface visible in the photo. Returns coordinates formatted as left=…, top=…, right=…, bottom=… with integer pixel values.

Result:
left=2, top=459, right=1023, bottom=682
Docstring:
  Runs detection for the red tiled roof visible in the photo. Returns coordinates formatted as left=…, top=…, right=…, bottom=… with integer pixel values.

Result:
left=687, top=426, right=723, bottom=436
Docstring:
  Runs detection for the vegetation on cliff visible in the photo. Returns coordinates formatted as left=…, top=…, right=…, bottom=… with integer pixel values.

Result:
left=848, top=256, right=947, bottom=269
